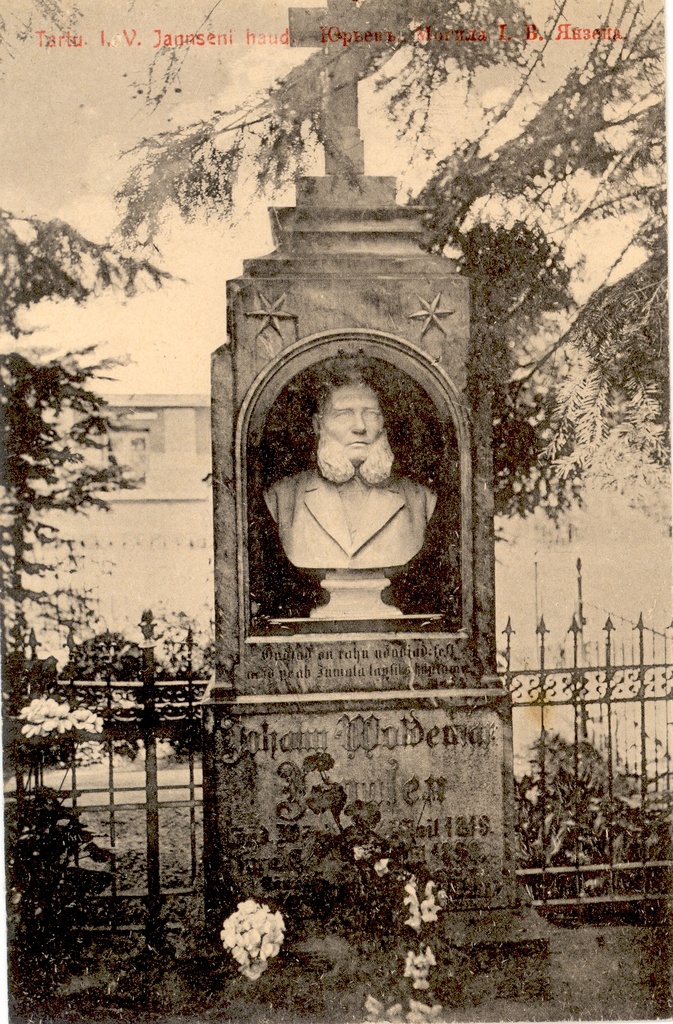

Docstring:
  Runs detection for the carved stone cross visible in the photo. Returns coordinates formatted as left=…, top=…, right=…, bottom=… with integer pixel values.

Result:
left=288, top=0, right=377, bottom=175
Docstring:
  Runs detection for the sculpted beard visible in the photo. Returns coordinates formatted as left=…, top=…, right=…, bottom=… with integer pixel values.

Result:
left=317, top=431, right=395, bottom=485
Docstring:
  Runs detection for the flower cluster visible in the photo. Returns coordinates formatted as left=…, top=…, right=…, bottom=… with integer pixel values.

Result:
left=220, top=899, right=285, bottom=980
left=364, top=876, right=446, bottom=1020
left=403, top=879, right=445, bottom=931
left=19, top=697, right=103, bottom=738
left=352, top=845, right=391, bottom=877
left=75, top=740, right=106, bottom=767
left=404, top=947, right=436, bottom=989
left=406, top=998, right=444, bottom=1022
left=365, top=994, right=443, bottom=1022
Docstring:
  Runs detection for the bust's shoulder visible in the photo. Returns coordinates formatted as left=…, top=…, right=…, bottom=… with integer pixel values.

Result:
left=395, top=476, right=437, bottom=520
left=395, top=476, right=433, bottom=499
left=266, top=471, right=317, bottom=499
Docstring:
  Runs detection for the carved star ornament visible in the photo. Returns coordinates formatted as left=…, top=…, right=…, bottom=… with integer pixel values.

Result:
left=245, top=291, right=297, bottom=340
left=407, top=292, right=455, bottom=340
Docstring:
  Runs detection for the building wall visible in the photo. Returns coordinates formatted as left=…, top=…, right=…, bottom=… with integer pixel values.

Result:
left=496, top=491, right=672, bottom=667
left=51, top=395, right=213, bottom=642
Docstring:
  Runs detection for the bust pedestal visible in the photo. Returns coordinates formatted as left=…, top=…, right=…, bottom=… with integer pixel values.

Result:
left=310, top=569, right=402, bottom=619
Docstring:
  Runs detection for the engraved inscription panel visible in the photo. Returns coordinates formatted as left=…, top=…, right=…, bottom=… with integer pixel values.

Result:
left=240, top=636, right=473, bottom=694
left=216, top=706, right=505, bottom=905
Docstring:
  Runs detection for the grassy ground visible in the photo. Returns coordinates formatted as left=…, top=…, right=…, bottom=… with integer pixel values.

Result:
left=9, top=919, right=672, bottom=1024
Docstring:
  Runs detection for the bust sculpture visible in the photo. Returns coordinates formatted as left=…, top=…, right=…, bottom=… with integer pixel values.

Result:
left=263, top=358, right=436, bottom=618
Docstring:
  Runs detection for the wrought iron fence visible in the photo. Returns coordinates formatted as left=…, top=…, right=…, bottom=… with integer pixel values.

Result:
left=504, top=610, right=672, bottom=912
left=5, top=607, right=672, bottom=940
left=5, top=613, right=208, bottom=944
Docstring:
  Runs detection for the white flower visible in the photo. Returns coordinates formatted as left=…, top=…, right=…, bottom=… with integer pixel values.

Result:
left=71, top=707, right=104, bottom=732
left=242, top=960, right=267, bottom=980
left=406, top=998, right=443, bottom=1021
left=353, top=845, right=367, bottom=860
left=260, top=938, right=279, bottom=959
left=374, top=858, right=390, bottom=877
left=420, top=882, right=442, bottom=924
left=19, top=697, right=75, bottom=738
left=221, top=900, right=285, bottom=980
left=404, top=947, right=436, bottom=990
left=18, top=698, right=103, bottom=738
left=403, top=880, right=421, bottom=931
left=365, top=994, right=385, bottom=1019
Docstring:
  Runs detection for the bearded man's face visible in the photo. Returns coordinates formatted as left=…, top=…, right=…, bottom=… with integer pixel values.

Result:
left=313, top=384, right=394, bottom=485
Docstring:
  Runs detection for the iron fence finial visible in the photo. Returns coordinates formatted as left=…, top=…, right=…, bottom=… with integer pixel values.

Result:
left=140, top=610, right=155, bottom=643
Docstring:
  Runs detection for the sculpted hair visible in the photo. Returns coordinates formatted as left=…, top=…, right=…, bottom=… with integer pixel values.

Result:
left=312, top=353, right=388, bottom=418
left=259, top=350, right=449, bottom=491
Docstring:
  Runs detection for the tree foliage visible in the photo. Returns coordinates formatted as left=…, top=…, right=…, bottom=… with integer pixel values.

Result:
left=115, top=0, right=525, bottom=237
left=0, top=3, right=83, bottom=65
left=0, top=349, right=126, bottom=681
left=0, top=209, right=168, bottom=337
left=0, top=211, right=167, bottom=687
left=113, top=0, right=667, bottom=518
left=547, top=253, right=669, bottom=494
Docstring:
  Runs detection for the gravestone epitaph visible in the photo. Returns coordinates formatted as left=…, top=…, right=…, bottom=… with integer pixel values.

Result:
left=202, top=5, right=543, bottom=968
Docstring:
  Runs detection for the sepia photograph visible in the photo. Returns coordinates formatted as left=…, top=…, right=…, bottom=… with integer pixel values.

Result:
left=0, top=0, right=670, bottom=1020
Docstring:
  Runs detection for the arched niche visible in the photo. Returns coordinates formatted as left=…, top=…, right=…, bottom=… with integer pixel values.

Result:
left=235, top=330, right=472, bottom=635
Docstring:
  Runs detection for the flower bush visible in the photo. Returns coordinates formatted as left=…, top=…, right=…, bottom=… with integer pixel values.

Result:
left=220, top=899, right=285, bottom=980
left=404, top=879, right=444, bottom=931
left=208, top=750, right=466, bottom=1016
left=224, top=751, right=453, bottom=1017
left=365, top=994, right=444, bottom=1022
left=18, top=697, right=103, bottom=738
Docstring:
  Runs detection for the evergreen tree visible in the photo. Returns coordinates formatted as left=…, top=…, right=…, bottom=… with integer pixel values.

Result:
left=0, top=209, right=167, bottom=702
left=111, top=0, right=667, bottom=517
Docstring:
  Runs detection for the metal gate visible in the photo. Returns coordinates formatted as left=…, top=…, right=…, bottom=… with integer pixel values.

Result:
left=6, top=612, right=207, bottom=943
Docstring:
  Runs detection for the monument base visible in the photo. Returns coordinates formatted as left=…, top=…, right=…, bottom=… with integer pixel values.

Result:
left=310, top=570, right=402, bottom=619
left=276, top=905, right=551, bottom=1009
left=437, top=903, right=552, bottom=1003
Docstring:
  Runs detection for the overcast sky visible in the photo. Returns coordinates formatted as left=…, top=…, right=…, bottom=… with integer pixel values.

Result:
left=0, top=0, right=655, bottom=394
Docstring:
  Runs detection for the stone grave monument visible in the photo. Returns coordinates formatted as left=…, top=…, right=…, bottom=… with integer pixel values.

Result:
left=203, top=1, right=548, bottom=997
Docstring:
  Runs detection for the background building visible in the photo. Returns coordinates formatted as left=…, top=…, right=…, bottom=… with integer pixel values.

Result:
left=59, top=395, right=213, bottom=637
